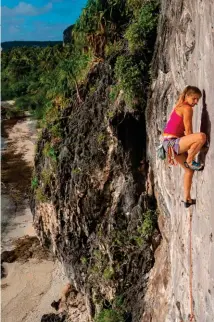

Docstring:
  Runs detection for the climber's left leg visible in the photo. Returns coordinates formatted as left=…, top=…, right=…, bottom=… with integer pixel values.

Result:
left=175, top=153, right=194, bottom=202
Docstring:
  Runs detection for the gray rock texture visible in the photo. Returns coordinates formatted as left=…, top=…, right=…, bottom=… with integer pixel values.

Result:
left=32, top=61, right=158, bottom=322
left=143, top=0, right=214, bottom=321
left=63, top=25, right=74, bottom=45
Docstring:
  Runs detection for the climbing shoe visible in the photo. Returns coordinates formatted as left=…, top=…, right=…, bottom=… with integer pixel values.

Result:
left=184, top=160, right=204, bottom=171
left=182, top=199, right=196, bottom=208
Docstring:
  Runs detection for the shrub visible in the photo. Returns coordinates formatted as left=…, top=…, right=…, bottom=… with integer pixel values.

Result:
left=114, top=56, right=142, bottom=106
left=109, top=85, right=119, bottom=103
left=43, top=103, right=61, bottom=126
left=35, top=187, right=47, bottom=202
left=126, top=0, right=144, bottom=18
left=43, top=142, right=57, bottom=161
left=10, top=81, right=28, bottom=98
left=95, top=309, right=124, bottom=322
left=138, top=210, right=157, bottom=240
left=15, top=95, right=32, bottom=111
left=105, top=40, right=124, bottom=57
left=125, top=22, right=145, bottom=53
left=31, top=176, right=38, bottom=189
left=49, top=124, right=62, bottom=139
left=41, top=169, right=52, bottom=186
left=106, top=110, right=115, bottom=119
left=125, top=0, right=159, bottom=54
left=72, top=168, right=81, bottom=174
left=103, top=267, right=114, bottom=280
left=97, top=133, right=106, bottom=144
left=80, top=256, right=88, bottom=265
left=139, top=1, right=159, bottom=35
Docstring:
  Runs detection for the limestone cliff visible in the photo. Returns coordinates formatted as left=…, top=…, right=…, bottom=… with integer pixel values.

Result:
left=32, top=60, right=158, bottom=321
left=143, top=0, right=214, bottom=321
left=63, top=25, right=74, bottom=45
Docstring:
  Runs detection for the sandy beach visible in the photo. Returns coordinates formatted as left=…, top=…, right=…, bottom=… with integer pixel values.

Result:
left=1, top=117, right=69, bottom=322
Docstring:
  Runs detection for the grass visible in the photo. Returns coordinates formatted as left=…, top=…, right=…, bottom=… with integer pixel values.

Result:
left=35, top=187, right=47, bottom=202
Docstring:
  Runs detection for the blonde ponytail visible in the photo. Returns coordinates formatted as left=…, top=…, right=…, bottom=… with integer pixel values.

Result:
left=175, top=86, right=202, bottom=108
left=168, top=86, right=202, bottom=118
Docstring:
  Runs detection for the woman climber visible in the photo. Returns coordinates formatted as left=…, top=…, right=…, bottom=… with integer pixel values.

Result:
left=162, top=86, right=206, bottom=208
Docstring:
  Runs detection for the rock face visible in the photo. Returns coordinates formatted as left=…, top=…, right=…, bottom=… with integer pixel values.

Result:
left=143, top=0, right=214, bottom=321
left=32, top=61, right=158, bottom=321
left=63, top=25, right=74, bottom=44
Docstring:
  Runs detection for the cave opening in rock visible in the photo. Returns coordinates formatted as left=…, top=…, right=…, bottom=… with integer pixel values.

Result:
left=111, top=112, right=147, bottom=170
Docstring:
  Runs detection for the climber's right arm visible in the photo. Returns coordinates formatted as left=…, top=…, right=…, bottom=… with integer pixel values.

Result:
left=183, top=105, right=193, bottom=136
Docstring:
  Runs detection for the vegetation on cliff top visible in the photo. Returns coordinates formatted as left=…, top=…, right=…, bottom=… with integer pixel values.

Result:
left=2, top=0, right=159, bottom=123
left=1, top=41, right=62, bottom=50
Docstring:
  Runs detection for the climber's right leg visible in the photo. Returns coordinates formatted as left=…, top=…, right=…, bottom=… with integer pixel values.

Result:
left=178, top=132, right=206, bottom=170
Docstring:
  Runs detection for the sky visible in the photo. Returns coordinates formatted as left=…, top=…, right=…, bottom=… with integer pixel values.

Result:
left=1, top=0, right=88, bottom=42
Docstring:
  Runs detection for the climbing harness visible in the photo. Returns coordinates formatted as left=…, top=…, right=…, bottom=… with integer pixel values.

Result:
left=156, top=137, right=178, bottom=165
left=156, top=142, right=166, bottom=160
left=188, top=207, right=195, bottom=322
left=167, top=140, right=178, bottom=166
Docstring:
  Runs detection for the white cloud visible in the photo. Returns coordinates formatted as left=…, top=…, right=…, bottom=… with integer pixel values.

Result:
left=8, top=25, right=20, bottom=34
left=2, top=2, right=53, bottom=17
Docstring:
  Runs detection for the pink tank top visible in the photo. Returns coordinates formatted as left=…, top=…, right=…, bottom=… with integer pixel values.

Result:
left=164, top=110, right=185, bottom=137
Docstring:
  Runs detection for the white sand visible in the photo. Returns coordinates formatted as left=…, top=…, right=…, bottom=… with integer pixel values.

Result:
left=1, top=118, right=69, bottom=322
left=1, top=260, right=68, bottom=322
left=1, top=118, right=37, bottom=250
left=5, top=118, right=38, bottom=166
